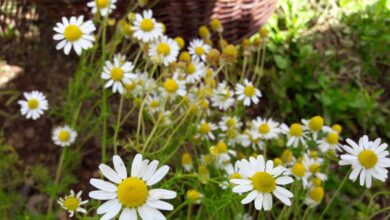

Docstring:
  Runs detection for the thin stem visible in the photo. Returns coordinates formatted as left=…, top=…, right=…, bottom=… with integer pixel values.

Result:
left=319, top=168, right=351, bottom=219
left=101, top=14, right=109, bottom=163
left=113, top=94, right=125, bottom=154
left=166, top=202, right=187, bottom=219
left=47, top=148, right=67, bottom=216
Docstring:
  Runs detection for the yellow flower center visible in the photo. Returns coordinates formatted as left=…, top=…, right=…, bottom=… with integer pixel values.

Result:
left=149, top=100, right=160, bottom=108
left=157, top=42, right=170, bottom=56
left=311, top=178, right=322, bottom=187
left=258, top=123, right=270, bottom=134
left=64, top=25, right=82, bottom=42
left=216, top=141, right=228, bottom=153
left=140, top=18, right=154, bottom=32
left=252, top=172, right=276, bottom=193
left=226, top=118, right=236, bottom=127
left=125, top=81, right=136, bottom=91
left=110, top=67, right=124, bottom=81
left=200, top=122, right=211, bottom=134
left=326, top=132, right=339, bottom=145
left=332, top=124, right=342, bottom=133
left=281, top=149, right=293, bottom=163
left=273, top=157, right=283, bottom=166
left=244, top=85, right=255, bottom=97
left=290, top=123, right=303, bottom=137
left=185, top=63, right=196, bottom=75
left=164, top=79, right=179, bottom=93
left=186, top=189, right=201, bottom=201
left=181, top=153, right=193, bottom=165
left=117, top=177, right=148, bottom=208
left=27, top=99, right=39, bottom=109
left=309, top=187, right=324, bottom=203
left=96, top=0, right=109, bottom=8
left=200, top=99, right=209, bottom=109
left=358, top=150, right=378, bottom=169
left=310, top=150, right=318, bottom=159
left=230, top=172, right=242, bottom=179
left=291, top=163, right=306, bottom=177
left=309, top=163, right=320, bottom=173
left=58, top=130, right=70, bottom=142
left=195, top=46, right=205, bottom=56
left=198, top=165, right=209, bottom=176
left=309, top=116, right=324, bottom=131
left=63, top=197, right=80, bottom=211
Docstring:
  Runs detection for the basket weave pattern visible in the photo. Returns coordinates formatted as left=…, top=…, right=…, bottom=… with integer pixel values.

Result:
left=1, top=0, right=276, bottom=43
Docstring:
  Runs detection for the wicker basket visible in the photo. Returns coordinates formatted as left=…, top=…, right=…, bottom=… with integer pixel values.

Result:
left=1, top=0, right=277, bottom=44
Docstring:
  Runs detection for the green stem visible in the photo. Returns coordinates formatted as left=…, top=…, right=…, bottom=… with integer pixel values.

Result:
left=319, top=169, right=351, bottom=219
left=166, top=202, right=187, bottom=219
left=47, top=148, right=67, bottom=216
left=101, top=13, right=109, bottom=163
left=113, top=94, right=125, bottom=155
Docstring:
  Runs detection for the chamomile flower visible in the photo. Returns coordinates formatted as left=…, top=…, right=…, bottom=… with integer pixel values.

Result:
left=252, top=117, right=281, bottom=140
left=52, top=125, right=77, bottom=147
left=235, top=79, right=262, bottom=106
left=302, top=116, right=324, bottom=140
left=181, top=153, right=193, bottom=172
left=87, top=0, right=117, bottom=16
left=186, top=189, right=203, bottom=204
left=101, top=57, right=136, bottom=94
left=317, top=131, right=341, bottom=152
left=210, top=141, right=237, bottom=166
left=58, top=190, right=88, bottom=217
left=219, top=116, right=242, bottom=131
left=188, top=39, right=210, bottom=62
left=282, top=123, right=307, bottom=148
left=161, top=75, right=187, bottom=98
left=148, top=36, right=179, bottom=66
left=18, top=91, right=48, bottom=120
left=220, top=161, right=242, bottom=189
left=132, top=10, right=163, bottom=42
left=182, top=60, right=206, bottom=83
left=231, top=155, right=294, bottom=211
left=302, top=153, right=327, bottom=182
left=339, top=135, right=390, bottom=188
left=240, top=130, right=263, bottom=150
left=211, top=82, right=235, bottom=110
left=89, top=154, right=177, bottom=220
left=53, top=16, right=96, bottom=55
left=304, top=186, right=324, bottom=207
left=288, top=161, right=310, bottom=187
left=145, top=92, right=163, bottom=114
left=195, top=119, right=218, bottom=140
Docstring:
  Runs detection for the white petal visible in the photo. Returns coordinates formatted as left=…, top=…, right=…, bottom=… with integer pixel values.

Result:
left=90, top=178, right=117, bottom=192
left=113, top=155, right=128, bottom=179
left=142, top=160, right=159, bottom=181
left=276, top=176, right=294, bottom=185
left=89, top=190, right=117, bottom=200
left=263, top=193, right=273, bottom=211
left=131, top=154, right=143, bottom=177
left=273, top=191, right=291, bottom=206
left=101, top=201, right=122, bottom=220
left=146, top=165, right=169, bottom=186
left=349, top=167, right=361, bottom=181
left=99, top=164, right=123, bottom=184
left=119, top=208, right=136, bottom=220
left=254, top=194, right=263, bottom=210
left=97, top=199, right=120, bottom=214
left=149, top=189, right=177, bottom=200
left=147, top=200, right=173, bottom=210
left=233, top=184, right=253, bottom=193
left=138, top=205, right=153, bottom=220
left=275, top=186, right=293, bottom=198
left=231, top=179, right=251, bottom=185
left=241, top=190, right=258, bottom=204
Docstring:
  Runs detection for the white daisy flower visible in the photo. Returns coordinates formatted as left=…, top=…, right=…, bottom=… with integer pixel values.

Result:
left=182, top=60, right=206, bottom=83
left=239, top=130, right=263, bottom=150
left=188, top=39, right=210, bottom=62
left=18, top=90, right=48, bottom=120
left=58, top=190, right=88, bottom=217
left=252, top=117, right=282, bottom=140
left=89, top=154, right=177, bottom=220
left=87, top=0, right=117, bottom=16
left=52, top=125, right=77, bottom=147
left=195, top=119, right=218, bottom=140
left=210, top=141, right=237, bottom=167
left=287, top=161, right=310, bottom=188
left=301, top=116, right=324, bottom=140
left=281, top=123, right=307, bottom=148
left=145, top=92, right=163, bottom=114
left=317, top=131, right=341, bottom=152
left=235, top=79, right=262, bottom=106
left=220, top=161, right=242, bottom=189
left=219, top=116, right=242, bottom=131
left=148, top=36, right=179, bottom=66
left=126, top=71, right=156, bottom=97
left=302, top=153, right=327, bottom=182
left=160, top=75, right=187, bottom=98
left=339, top=135, right=390, bottom=188
left=53, top=16, right=96, bottom=55
left=211, top=82, right=235, bottom=110
left=101, top=57, right=136, bottom=94
left=132, top=10, right=163, bottom=43
left=231, top=155, right=294, bottom=211
left=304, top=186, right=324, bottom=207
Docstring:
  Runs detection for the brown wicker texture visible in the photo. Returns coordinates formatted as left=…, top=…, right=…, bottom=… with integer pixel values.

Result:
left=1, top=0, right=276, bottom=44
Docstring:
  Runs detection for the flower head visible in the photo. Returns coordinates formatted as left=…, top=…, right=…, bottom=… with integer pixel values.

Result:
left=53, top=16, right=96, bottom=55
left=89, top=154, right=177, bottom=219
left=132, top=10, right=163, bottom=42
left=52, top=125, right=77, bottom=147
left=188, top=39, right=210, bottom=62
left=18, top=91, right=48, bottom=120
left=148, top=36, right=179, bottom=66
left=58, top=190, right=88, bottom=217
left=101, top=57, right=136, bottom=94
left=87, top=0, right=117, bottom=16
